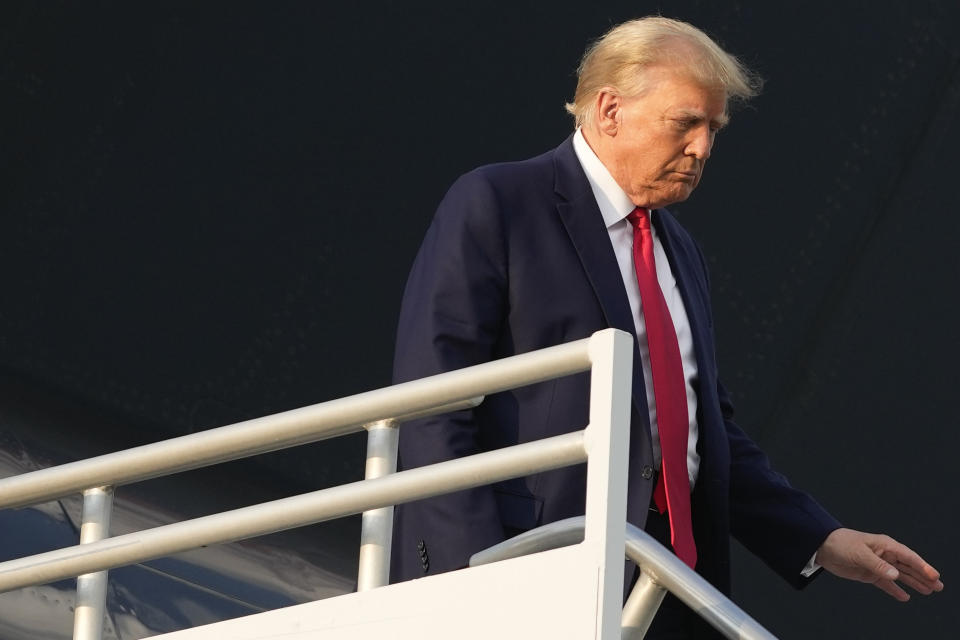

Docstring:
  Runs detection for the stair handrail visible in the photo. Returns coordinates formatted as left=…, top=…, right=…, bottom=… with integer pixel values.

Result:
left=470, top=516, right=779, bottom=640
left=0, top=329, right=633, bottom=640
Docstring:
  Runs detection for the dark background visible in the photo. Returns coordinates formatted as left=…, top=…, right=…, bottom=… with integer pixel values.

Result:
left=2, top=1, right=957, bottom=637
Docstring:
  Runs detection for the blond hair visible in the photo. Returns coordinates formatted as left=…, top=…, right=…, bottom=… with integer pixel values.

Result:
left=565, top=17, right=761, bottom=128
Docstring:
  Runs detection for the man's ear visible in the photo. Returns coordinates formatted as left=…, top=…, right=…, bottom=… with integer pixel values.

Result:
left=595, top=89, right=622, bottom=136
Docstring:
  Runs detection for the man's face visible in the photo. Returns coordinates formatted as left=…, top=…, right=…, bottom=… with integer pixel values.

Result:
left=606, top=66, right=728, bottom=209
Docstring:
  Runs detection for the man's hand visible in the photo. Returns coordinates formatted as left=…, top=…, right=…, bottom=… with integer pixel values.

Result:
left=816, top=528, right=944, bottom=601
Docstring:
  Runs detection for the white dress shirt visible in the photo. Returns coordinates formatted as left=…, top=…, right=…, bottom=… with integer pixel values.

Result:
left=572, top=129, right=700, bottom=488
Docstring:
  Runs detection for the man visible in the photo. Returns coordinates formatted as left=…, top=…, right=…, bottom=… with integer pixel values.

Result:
left=390, top=16, right=942, bottom=637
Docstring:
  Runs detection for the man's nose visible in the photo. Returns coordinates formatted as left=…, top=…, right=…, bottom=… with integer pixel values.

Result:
left=686, top=129, right=713, bottom=160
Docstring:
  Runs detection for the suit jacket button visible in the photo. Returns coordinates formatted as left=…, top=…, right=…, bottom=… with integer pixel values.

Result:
left=641, top=465, right=654, bottom=480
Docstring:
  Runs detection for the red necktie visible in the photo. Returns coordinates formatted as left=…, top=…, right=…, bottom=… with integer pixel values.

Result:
left=627, top=207, right=697, bottom=569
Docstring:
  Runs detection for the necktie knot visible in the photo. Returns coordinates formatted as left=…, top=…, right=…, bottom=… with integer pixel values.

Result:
left=627, top=207, right=651, bottom=230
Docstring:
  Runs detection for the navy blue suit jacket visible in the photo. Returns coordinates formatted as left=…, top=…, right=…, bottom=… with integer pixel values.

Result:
left=391, top=135, right=840, bottom=594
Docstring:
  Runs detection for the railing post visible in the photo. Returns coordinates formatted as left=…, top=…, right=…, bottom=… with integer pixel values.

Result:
left=73, top=486, right=114, bottom=640
left=621, top=570, right=667, bottom=639
left=584, top=329, right=634, bottom=640
left=357, top=419, right=399, bottom=591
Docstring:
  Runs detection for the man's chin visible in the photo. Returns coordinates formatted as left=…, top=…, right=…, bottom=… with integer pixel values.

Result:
left=652, top=187, right=695, bottom=209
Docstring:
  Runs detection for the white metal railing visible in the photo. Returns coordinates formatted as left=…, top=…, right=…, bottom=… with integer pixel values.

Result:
left=0, top=328, right=777, bottom=640
left=470, top=517, right=777, bottom=640
left=0, top=330, right=625, bottom=638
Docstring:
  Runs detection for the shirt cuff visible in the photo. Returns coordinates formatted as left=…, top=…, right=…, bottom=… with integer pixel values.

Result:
left=800, top=551, right=821, bottom=578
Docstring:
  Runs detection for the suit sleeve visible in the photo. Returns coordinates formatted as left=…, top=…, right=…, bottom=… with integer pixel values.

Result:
left=690, top=239, right=841, bottom=588
left=391, top=170, right=509, bottom=580
left=720, top=384, right=842, bottom=588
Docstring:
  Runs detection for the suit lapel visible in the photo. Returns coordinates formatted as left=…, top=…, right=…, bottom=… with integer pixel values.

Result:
left=652, top=209, right=720, bottom=468
left=551, top=137, right=652, bottom=425
left=652, top=209, right=714, bottom=369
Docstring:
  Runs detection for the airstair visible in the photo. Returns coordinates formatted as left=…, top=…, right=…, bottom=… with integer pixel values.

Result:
left=0, top=329, right=776, bottom=639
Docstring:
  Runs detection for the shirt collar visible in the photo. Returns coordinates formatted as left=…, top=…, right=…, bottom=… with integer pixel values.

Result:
left=572, top=128, right=637, bottom=229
